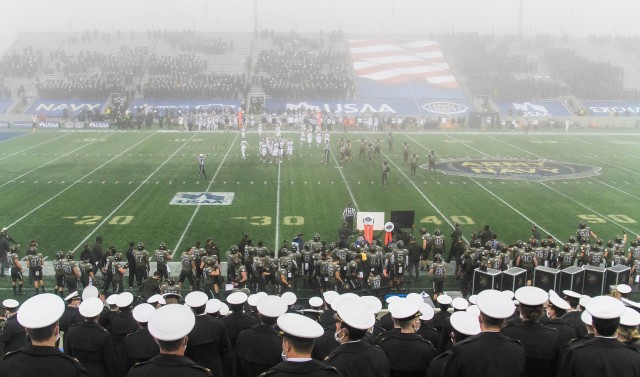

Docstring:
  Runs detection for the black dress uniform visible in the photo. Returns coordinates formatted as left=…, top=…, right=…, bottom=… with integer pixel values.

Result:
left=425, top=351, right=450, bottom=377
left=416, top=324, right=440, bottom=352
left=325, top=340, right=390, bottom=377
left=0, top=344, right=88, bottom=377
left=259, top=359, right=340, bottom=377
left=221, top=312, right=258, bottom=348
left=441, top=332, right=525, bottom=377
left=431, top=309, right=450, bottom=334
left=312, top=325, right=339, bottom=360
left=186, top=314, right=231, bottom=377
left=558, top=337, right=640, bottom=377
left=319, top=308, right=336, bottom=328
left=234, top=324, right=282, bottom=377
left=378, top=312, right=394, bottom=331
left=561, top=311, right=588, bottom=337
left=64, top=321, right=118, bottom=377
left=110, top=310, right=139, bottom=376
left=126, top=354, right=212, bottom=377
left=378, top=332, right=437, bottom=377
left=501, top=321, right=562, bottom=377
left=59, top=305, right=82, bottom=334
left=540, top=317, right=578, bottom=347
left=0, top=315, right=26, bottom=354
left=123, top=327, right=159, bottom=371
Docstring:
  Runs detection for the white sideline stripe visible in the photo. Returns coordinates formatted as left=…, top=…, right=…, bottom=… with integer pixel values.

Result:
left=0, top=133, right=70, bottom=161
left=75, top=133, right=198, bottom=251
left=369, top=136, right=461, bottom=238
left=435, top=135, right=562, bottom=243
left=529, top=135, right=640, bottom=177
left=539, top=182, right=638, bottom=234
left=0, top=136, right=109, bottom=189
left=173, top=133, right=239, bottom=257
left=275, top=160, right=281, bottom=250
left=8, top=133, right=157, bottom=228
left=489, top=135, right=640, bottom=202
left=0, top=132, right=31, bottom=143
left=329, top=146, right=359, bottom=211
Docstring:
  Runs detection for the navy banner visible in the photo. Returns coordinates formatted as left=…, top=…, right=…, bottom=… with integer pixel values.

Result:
left=26, top=99, right=105, bottom=117
left=497, top=100, right=572, bottom=117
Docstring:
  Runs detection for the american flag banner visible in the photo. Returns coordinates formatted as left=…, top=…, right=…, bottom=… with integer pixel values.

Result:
left=349, top=40, right=463, bottom=99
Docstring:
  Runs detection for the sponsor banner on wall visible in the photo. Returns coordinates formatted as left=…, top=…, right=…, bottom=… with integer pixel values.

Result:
left=88, top=122, right=109, bottom=129
left=580, top=100, right=640, bottom=116
left=64, top=121, right=86, bottom=129
left=266, top=99, right=470, bottom=116
left=497, top=100, right=572, bottom=117
left=0, top=121, right=9, bottom=128
left=127, top=99, right=241, bottom=113
left=26, top=99, right=105, bottom=117
left=38, top=121, right=60, bottom=129
left=12, top=121, right=33, bottom=129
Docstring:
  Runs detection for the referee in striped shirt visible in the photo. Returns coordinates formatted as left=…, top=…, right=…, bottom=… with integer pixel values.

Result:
left=342, top=203, right=357, bottom=232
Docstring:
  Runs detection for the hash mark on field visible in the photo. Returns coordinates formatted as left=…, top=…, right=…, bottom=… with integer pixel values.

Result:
left=437, top=181, right=441, bottom=185
left=88, top=181, right=92, bottom=184
left=115, top=181, right=119, bottom=184
left=20, top=181, right=25, bottom=183
left=250, top=181, right=253, bottom=184
left=304, top=181, right=307, bottom=185
left=183, top=181, right=186, bottom=184
left=47, top=181, right=52, bottom=184
left=129, top=181, right=132, bottom=184
left=155, top=181, right=159, bottom=184
left=34, top=181, right=38, bottom=184
left=236, top=181, right=240, bottom=185
left=102, top=181, right=106, bottom=184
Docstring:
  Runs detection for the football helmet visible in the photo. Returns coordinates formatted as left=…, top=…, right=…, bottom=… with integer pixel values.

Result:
left=397, top=240, right=404, bottom=248
left=579, top=222, right=586, bottom=229
left=434, top=229, right=441, bottom=236
left=313, top=233, right=321, bottom=242
left=114, top=253, right=123, bottom=261
left=568, top=236, right=576, bottom=243
left=596, top=238, right=604, bottom=246
left=434, top=253, right=443, bottom=263
left=159, top=243, right=166, bottom=250
left=137, top=242, right=144, bottom=250
left=56, top=251, right=64, bottom=260
left=66, top=251, right=74, bottom=259
left=607, top=240, right=614, bottom=248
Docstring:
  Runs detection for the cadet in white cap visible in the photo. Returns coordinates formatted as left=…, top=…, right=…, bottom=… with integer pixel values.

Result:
left=205, top=299, right=222, bottom=317
left=65, top=297, right=117, bottom=377
left=162, top=292, right=183, bottom=305
left=442, top=290, right=525, bottom=377
left=222, top=291, right=258, bottom=348
left=59, top=291, right=82, bottom=334
left=281, top=291, right=297, bottom=311
left=261, top=313, right=339, bottom=377
left=379, top=298, right=436, bottom=377
left=147, top=294, right=162, bottom=309
left=427, top=311, right=481, bottom=377
left=319, top=291, right=339, bottom=328
left=617, top=283, right=632, bottom=298
left=432, top=294, right=452, bottom=334
left=618, top=307, right=640, bottom=350
left=0, top=299, right=24, bottom=354
left=437, top=297, right=470, bottom=353
left=128, top=304, right=211, bottom=377
left=558, top=295, right=640, bottom=377
left=99, top=293, right=119, bottom=331
left=124, top=303, right=159, bottom=369
left=416, top=303, right=440, bottom=348
left=110, top=291, right=138, bottom=374
left=560, top=290, right=587, bottom=337
left=235, top=296, right=288, bottom=377
left=308, top=296, right=323, bottom=310
left=184, top=291, right=230, bottom=377
left=0, top=294, right=86, bottom=377
left=501, top=287, right=562, bottom=377
left=325, top=300, right=390, bottom=377
left=82, top=285, right=99, bottom=300
left=542, top=290, right=579, bottom=347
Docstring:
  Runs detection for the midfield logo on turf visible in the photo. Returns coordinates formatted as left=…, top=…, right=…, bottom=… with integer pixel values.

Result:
left=170, top=192, right=235, bottom=205
left=429, top=159, right=601, bottom=181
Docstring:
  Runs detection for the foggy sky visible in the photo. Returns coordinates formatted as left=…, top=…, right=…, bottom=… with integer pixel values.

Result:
left=1, top=0, right=639, bottom=53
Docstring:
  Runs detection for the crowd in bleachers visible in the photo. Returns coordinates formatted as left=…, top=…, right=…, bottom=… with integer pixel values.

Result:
left=147, top=53, right=207, bottom=75
left=256, top=47, right=354, bottom=99
left=162, top=30, right=233, bottom=54
left=0, top=75, right=11, bottom=99
left=143, top=72, right=246, bottom=99
left=36, top=72, right=126, bottom=99
left=0, top=47, right=42, bottom=77
left=49, top=46, right=146, bottom=82
left=545, top=48, right=624, bottom=100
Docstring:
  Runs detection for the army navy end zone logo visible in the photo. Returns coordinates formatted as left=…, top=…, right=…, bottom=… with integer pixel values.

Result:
left=431, top=159, right=601, bottom=181
left=170, top=192, right=235, bottom=205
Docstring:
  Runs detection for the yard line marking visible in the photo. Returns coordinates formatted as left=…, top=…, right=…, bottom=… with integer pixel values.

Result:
left=528, top=135, right=640, bottom=177
left=329, top=146, right=360, bottom=210
left=571, top=136, right=640, bottom=160
left=8, top=133, right=158, bottom=228
left=75, top=133, right=199, bottom=252
left=275, top=159, right=282, bottom=250
left=173, top=133, right=239, bottom=257
left=540, top=182, right=638, bottom=234
left=0, top=133, right=70, bottom=161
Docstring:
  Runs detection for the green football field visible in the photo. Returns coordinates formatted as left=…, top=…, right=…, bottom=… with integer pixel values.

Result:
left=1, top=128, right=640, bottom=299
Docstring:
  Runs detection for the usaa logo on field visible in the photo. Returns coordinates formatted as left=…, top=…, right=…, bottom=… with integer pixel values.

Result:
left=431, top=159, right=601, bottom=181
left=170, top=192, right=235, bottom=205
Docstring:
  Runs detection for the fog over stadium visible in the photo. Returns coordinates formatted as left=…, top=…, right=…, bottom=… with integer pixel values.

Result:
left=1, top=0, right=639, bottom=54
